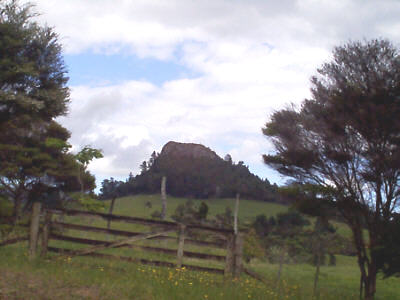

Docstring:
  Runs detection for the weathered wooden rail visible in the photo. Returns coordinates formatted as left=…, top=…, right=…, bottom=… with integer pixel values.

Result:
left=50, top=221, right=226, bottom=248
left=0, top=236, right=28, bottom=247
left=28, top=202, right=244, bottom=277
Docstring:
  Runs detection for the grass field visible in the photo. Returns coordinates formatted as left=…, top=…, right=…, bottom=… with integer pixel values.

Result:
left=0, top=194, right=399, bottom=299
left=110, top=194, right=289, bottom=221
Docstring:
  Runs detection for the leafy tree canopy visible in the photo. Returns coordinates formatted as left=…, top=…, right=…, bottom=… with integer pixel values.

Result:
left=0, top=1, right=96, bottom=218
left=263, top=39, right=400, bottom=300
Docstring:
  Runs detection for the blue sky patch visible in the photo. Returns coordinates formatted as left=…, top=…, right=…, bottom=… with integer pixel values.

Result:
left=64, top=52, right=199, bottom=87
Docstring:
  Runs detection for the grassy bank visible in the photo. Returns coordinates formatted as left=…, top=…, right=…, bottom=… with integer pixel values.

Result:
left=1, top=243, right=399, bottom=299
left=0, top=195, right=398, bottom=299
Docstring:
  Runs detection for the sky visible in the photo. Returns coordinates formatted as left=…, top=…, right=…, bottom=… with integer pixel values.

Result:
left=29, top=0, right=400, bottom=189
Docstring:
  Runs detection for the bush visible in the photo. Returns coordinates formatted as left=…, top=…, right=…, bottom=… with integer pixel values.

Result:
left=276, top=211, right=310, bottom=227
left=243, top=229, right=265, bottom=263
left=151, top=210, right=162, bottom=219
left=171, top=200, right=209, bottom=224
left=212, top=207, right=233, bottom=229
left=75, top=194, right=105, bottom=212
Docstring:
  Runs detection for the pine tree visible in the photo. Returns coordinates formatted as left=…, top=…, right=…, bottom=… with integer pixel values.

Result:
left=0, top=1, right=93, bottom=219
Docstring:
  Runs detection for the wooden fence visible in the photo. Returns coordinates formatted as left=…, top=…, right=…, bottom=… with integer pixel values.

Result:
left=28, top=202, right=244, bottom=277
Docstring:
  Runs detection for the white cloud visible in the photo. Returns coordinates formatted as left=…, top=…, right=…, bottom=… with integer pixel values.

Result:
left=31, top=0, right=400, bottom=57
left=31, top=0, right=400, bottom=185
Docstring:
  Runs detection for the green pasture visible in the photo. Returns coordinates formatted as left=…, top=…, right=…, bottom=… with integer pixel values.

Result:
left=109, top=194, right=289, bottom=221
left=1, top=243, right=399, bottom=300
left=0, top=194, right=398, bottom=299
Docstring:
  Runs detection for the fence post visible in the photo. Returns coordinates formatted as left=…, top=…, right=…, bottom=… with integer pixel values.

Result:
left=234, top=233, right=244, bottom=278
left=177, top=224, right=185, bottom=268
left=29, top=202, right=42, bottom=260
left=234, top=193, right=240, bottom=235
left=107, top=197, right=116, bottom=229
left=161, top=176, right=167, bottom=220
left=224, top=233, right=235, bottom=277
left=41, top=210, right=52, bottom=257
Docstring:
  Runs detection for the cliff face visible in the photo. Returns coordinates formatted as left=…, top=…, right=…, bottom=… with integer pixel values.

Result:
left=160, top=141, right=221, bottom=160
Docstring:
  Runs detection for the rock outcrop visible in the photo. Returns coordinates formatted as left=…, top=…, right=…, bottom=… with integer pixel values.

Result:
left=160, top=141, right=220, bottom=160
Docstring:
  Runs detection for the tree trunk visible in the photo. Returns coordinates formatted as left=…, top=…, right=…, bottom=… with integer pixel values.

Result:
left=349, top=221, right=376, bottom=300
left=41, top=210, right=52, bottom=257
left=29, top=202, right=41, bottom=260
left=364, top=265, right=377, bottom=300
left=359, top=275, right=364, bottom=300
left=161, top=176, right=167, bottom=220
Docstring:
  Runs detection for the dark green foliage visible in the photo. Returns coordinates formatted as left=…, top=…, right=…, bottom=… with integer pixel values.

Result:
left=197, top=202, right=208, bottom=220
left=243, top=228, right=265, bottom=263
left=212, top=206, right=233, bottom=229
left=308, top=217, right=337, bottom=266
left=0, top=1, right=69, bottom=122
left=252, top=214, right=276, bottom=237
left=150, top=210, right=162, bottom=219
left=74, top=146, right=103, bottom=204
left=276, top=210, right=310, bottom=229
left=171, top=200, right=209, bottom=224
left=254, top=211, right=312, bottom=274
left=0, top=1, right=97, bottom=218
left=99, top=178, right=125, bottom=200
left=75, top=146, right=103, bottom=166
left=139, top=161, right=148, bottom=174
left=99, top=147, right=279, bottom=202
left=373, top=215, right=400, bottom=278
left=250, top=210, right=345, bottom=267
left=263, top=39, right=400, bottom=299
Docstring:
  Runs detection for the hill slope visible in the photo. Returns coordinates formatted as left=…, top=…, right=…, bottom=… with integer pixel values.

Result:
left=100, top=141, right=278, bottom=201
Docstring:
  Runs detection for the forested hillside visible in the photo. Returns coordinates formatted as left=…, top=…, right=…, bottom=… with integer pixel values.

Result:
left=100, top=141, right=278, bottom=201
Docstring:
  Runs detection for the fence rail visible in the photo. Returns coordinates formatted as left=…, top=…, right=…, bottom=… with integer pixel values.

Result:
left=48, top=208, right=234, bottom=234
left=50, top=233, right=226, bottom=262
left=28, top=203, right=244, bottom=277
left=51, top=221, right=226, bottom=249
left=47, top=246, right=225, bottom=274
left=0, top=236, right=28, bottom=247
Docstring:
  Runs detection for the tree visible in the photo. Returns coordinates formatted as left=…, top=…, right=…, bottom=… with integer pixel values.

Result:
left=148, top=151, right=158, bottom=168
left=263, top=39, right=400, bottom=300
left=224, top=154, right=233, bottom=164
left=99, top=177, right=123, bottom=200
left=0, top=1, right=97, bottom=219
left=266, top=211, right=309, bottom=295
left=309, top=217, right=337, bottom=299
left=171, top=200, right=209, bottom=224
left=139, top=161, right=148, bottom=174
left=75, top=146, right=103, bottom=195
left=118, top=147, right=278, bottom=201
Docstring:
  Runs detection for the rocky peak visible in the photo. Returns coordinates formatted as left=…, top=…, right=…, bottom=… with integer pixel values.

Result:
left=160, top=141, right=220, bottom=160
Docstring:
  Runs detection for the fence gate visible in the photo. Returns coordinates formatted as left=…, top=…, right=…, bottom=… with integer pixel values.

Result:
left=28, top=202, right=244, bottom=277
